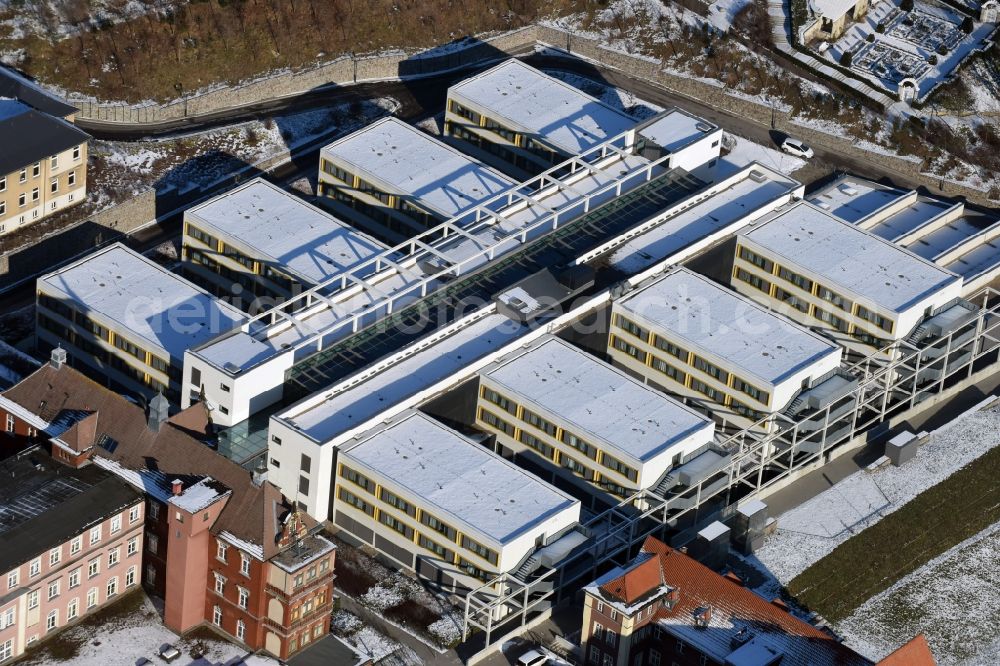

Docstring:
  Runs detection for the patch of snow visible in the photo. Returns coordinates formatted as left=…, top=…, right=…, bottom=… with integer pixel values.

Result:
left=722, top=135, right=806, bottom=175
left=837, top=520, right=1000, bottom=665
left=348, top=627, right=420, bottom=664
left=755, top=398, right=1000, bottom=584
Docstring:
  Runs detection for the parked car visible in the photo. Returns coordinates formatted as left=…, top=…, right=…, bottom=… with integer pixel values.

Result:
left=157, top=645, right=181, bottom=663
left=516, top=648, right=549, bottom=666
left=781, top=137, right=814, bottom=159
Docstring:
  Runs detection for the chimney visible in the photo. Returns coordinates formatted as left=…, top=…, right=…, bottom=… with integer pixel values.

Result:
left=251, top=462, right=267, bottom=487
left=50, top=346, right=67, bottom=370
left=147, top=393, right=170, bottom=432
left=694, top=606, right=713, bottom=628
left=171, top=479, right=183, bottom=496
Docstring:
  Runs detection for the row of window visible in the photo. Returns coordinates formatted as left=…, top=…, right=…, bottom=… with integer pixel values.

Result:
left=22, top=566, right=138, bottom=641
left=6, top=507, right=141, bottom=591
left=337, top=467, right=500, bottom=568
left=737, top=246, right=895, bottom=335
left=612, top=320, right=772, bottom=411
left=448, top=101, right=566, bottom=168
left=733, top=260, right=896, bottom=344
left=481, top=387, right=640, bottom=482
left=321, top=184, right=421, bottom=238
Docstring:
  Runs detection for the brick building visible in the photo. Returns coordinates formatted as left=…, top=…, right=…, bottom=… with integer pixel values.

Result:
left=0, top=446, right=144, bottom=663
left=581, top=536, right=935, bottom=666
left=0, top=352, right=336, bottom=660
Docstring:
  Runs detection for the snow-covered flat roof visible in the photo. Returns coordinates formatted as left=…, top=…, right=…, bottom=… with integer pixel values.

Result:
left=344, top=411, right=579, bottom=544
left=482, top=336, right=714, bottom=463
left=638, top=109, right=717, bottom=153
left=322, top=117, right=516, bottom=219
left=617, top=268, right=840, bottom=386
left=39, top=243, right=245, bottom=360
left=809, top=0, right=858, bottom=18
left=281, top=312, right=527, bottom=444
left=743, top=202, right=961, bottom=313
left=186, top=179, right=389, bottom=286
left=449, top=60, right=636, bottom=155
left=807, top=178, right=907, bottom=224
left=608, top=163, right=799, bottom=274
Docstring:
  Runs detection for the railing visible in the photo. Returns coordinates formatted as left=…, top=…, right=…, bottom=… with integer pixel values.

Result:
left=460, top=286, right=1000, bottom=656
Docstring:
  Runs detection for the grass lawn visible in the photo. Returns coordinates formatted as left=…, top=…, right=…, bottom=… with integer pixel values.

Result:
left=787, top=444, right=1000, bottom=623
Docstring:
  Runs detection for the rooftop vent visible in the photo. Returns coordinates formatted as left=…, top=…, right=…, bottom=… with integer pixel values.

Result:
left=695, top=122, right=713, bottom=132
left=748, top=170, right=767, bottom=183
left=50, top=346, right=67, bottom=370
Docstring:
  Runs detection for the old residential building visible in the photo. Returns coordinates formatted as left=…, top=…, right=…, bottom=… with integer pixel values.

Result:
left=476, top=336, right=715, bottom=506
left=0, top=67, right=89, bottom=236
left=0, top=357, right=336, bottom=661
left=0, top=447, right=144, bottom=663
left=581, top=536, right=934, bottom=666
left=36, top=243, right=245, bottom=405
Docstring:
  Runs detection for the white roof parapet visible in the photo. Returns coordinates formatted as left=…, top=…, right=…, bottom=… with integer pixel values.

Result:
left=481, top=336, right=715, bottom=464
left=321, top=116, right=518, bottom=220
left=343, top=410, right=580, bottom=544
left=616, top=267, right=841, bottom=386
left=743, top=201, right=962, bottom=313
left=448, top=59, right=637, bottom=155
left=184, top=178, right=390, bottom=287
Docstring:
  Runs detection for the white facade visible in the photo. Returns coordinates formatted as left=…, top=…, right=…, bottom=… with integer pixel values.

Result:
left=610, top=267, right=842, bottom=427
left=632, top=109, right=723, bottom=173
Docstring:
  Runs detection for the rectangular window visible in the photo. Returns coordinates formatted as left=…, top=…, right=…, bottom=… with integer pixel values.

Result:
left=379, top=488, right=416, bottom=517
left=481, top=387, right=517, bottom=415
left=88, top=559, right=99, bottom=579
left=0, top=609, right=13, bottom=630
left=50, top=178, right=58, bottom=193
left=17, top=193, right=25, bottom=207
left=690, top=378, right=724, bottom=403
left=126, top=566, right=136, bottom=587
left=69, top=569, right=80, bottom=589
left=6, top=571, right=17, bottom=590
left=86, top=588, right=97, bottom=609
left=4, top=414, right=12, bottom=433
left=340, top=466, right=375, bottom=493
left=521, top=408, right=557, bottom=437
left=856, top=305, right=893, bottom=333
left=129, top=505, right=141, bottom=523
left=300, top=454, right=311, bottom=473
left=240, top=553, right=250, bottom=576
left=27, top=590, right=38, bottom=610
left=818, top=285, right=850, bottom=311
left=611, top=335, right=645, bottom=362
left=212, top=605, right=222, bottom=626
left=478, top=408, right=515, bottom=437
left=814, top=305, right=849, bottom=332
left=460, top=535, right=498, bottom=565
left=46, top=610, right=57, bottom=631
left=148, top=501, right=161, bottom=521
left=146, top=533, right=158, bottom=554
left=774, top=286, right=810, bottom=314
left=47, top=580, right=59, bottom=601
left=50, top=156, right=58, bottom=169
left=338, top=487, right=374, bottom=516
left=29, top=559, right=40, bottom=577
left=778, top=266, right=813, bottom=293
left=735, top=267, right=770, bottom=293
left=217, top=542, right=228, bottom=562
left=653, top=336, right=688, bottom=361
left=214, top=573, right=225, bottom=595
left=562, top=455, right=588, bottom=477
left=90, top=525, right=101, bottom=545
left=237, top=587, right=249, bottom=609
left=651, top=356, right=686, bottom=384
left=31, top=187, right=38, bottom=201
left=732, top=376, right=768, bottom=405
left=67, top=598, right=78, bottom=621
left=19, top=168, right=26, bottom=183
left=106, top=577, right=118, bottom=598
left=0, top=176, right=5, bottom=191
left=110, top=514, right=122, bottom=534
left=73, top=145, right=81, bottom=160
left=693, top=355, right=728, bottom=384
left=379, top=511, right=414, bottom=539
left=615, top=314, right=647, bottom=340
left=420, top=512, right=457, bottom=541
left=518, top=430, right=555, bottom=458
left=107, top=548, right=120, bottom=567
left=418, top=534, right=451, bottom=559
left=298, top=476, right=310, bottom=496
left=49, top=548, right=61, bottom=566
left=738, top=245, right=774, bottom=272
left=602, top=454, right=638, bottom=481
left=236, top=619, right=245, bottom=641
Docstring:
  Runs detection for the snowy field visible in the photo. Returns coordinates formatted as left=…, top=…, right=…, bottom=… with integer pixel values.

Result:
left=753, top=396, right=1000, bottom=583
left=837, top=520, right=1000, bottom=665
left=18, top=593, right=273, bottom=666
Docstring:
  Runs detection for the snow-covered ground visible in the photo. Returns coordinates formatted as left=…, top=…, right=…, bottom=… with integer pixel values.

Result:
left=332, top=611, right=423, bottom=665
left=19, top=593, right=272, bottom=666
left=546, top=69, right=664, bottom=120
left=754, top=396, right=1000, bottom=583
left=0, top=0, right=187, bottom=41
left=837, top=520, right=1000, bottom=665
left=722, top=134, right=807, bottom=175
left=89, top=97, right=398, bottom=208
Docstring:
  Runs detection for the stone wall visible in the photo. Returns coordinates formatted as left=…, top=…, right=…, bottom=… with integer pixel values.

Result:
left=0, top=189, right=157, bottom=293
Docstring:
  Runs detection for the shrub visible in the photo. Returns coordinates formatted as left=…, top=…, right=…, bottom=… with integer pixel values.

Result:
left=875, top=22, right=886, bottom=33
left=928, top=54, right=938, bottom=65
left=841, top=51, right=854, bottom=67
left=866, top=33, right=876, bottom=42
left=901, top=0, right=914, bottom=10
left=937, top=43, right=948, bottom=56
left=961, top=16, right=974, bottom=33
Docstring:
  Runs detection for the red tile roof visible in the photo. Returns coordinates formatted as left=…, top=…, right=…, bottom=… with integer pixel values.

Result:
left=592, top=536, right=872, bottom=666
left=877, top=634, right=936, bottom=666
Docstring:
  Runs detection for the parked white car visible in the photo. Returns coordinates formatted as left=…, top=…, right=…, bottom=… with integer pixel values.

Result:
left=781, top=137, right=815, bottom=158
left=516, top=648, right=549, bottom=666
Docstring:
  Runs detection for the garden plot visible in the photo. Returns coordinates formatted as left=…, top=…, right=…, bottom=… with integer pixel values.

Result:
left=887, top=9, right=964, bottom=53
left=837, top=520, right=1000, bottom=665
left=853, top=40, right=929, bottom=84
